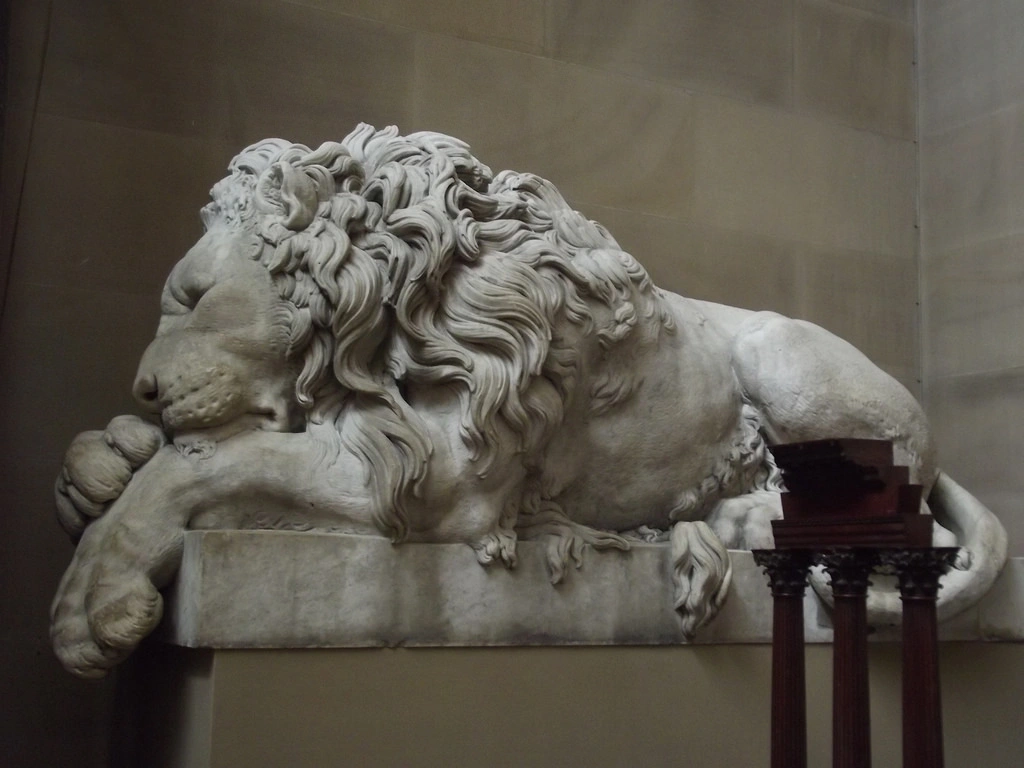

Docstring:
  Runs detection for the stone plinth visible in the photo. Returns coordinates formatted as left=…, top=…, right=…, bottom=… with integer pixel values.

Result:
left=158, top=531, right=1024, bottom=648
left=115, top=643, right=1024, bottom=768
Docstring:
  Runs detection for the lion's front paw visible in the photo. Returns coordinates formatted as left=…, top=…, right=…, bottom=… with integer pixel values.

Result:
left=52, top=558, right=164, bottom=679
left=50, top=592, right=124, bottom=680
left=88, top=571, right=164, bottom=650
left=55, top=416, right=166, bottom=539
left=472, top=528, right=518, bottom=568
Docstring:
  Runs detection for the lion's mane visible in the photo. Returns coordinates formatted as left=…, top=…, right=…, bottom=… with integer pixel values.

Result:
left=199, top=124, right=674, bottom=541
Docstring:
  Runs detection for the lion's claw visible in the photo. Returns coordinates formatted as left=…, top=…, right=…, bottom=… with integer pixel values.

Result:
left=472, top=529, right=518, bottom=568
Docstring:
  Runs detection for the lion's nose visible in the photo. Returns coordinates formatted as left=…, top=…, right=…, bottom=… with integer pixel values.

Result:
left=132, top=371, right=162, bottom=412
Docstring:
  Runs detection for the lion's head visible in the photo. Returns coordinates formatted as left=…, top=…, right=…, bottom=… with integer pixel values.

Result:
left=134, top=124, right=672, bottom=540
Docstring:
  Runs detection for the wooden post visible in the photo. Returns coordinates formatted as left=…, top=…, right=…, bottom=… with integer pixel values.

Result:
left=753, top=549, right=813, bottom=768
left=880, top=548, right=959, bottom=768
left=818, top=550, right=877, bottom=768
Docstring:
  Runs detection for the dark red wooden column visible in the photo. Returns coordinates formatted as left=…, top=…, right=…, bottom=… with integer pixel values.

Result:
left=880, top=548, right=959, bottom=768
left=763, top=439, right=955, bottom=768
left=818, top=550, right=877, bottom=768
left=753, top=549, right=813, bottom=768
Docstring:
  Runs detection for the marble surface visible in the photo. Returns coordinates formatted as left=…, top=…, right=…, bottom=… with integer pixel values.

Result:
left=159, top=530, right=1024, bottom=648
left=49, top=125, right=1005, bottom=680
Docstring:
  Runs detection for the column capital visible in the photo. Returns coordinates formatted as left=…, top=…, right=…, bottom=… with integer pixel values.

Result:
left=815, top=549, right=878, bottom=598
left=753, top=549, right=813, bottom=598
left=878, top=547, right=960, bottom=600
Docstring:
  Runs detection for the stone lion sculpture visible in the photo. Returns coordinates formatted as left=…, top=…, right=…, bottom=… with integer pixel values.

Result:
left=51, top=124, right=1007, bottom=678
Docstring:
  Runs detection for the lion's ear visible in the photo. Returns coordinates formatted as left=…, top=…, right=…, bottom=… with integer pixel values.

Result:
left=278, top=162, right=319, bottom=230
left=258, top=161, right=319, bottom=231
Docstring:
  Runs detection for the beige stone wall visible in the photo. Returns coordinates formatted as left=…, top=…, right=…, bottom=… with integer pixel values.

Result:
left=919, top=1, right=1024, bottom=558
left=6, top=1, right=1004, bottom=766
left=121, top=644, right=1024, bottom=768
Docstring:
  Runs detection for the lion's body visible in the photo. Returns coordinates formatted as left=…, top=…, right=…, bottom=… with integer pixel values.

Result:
left=50, top=124, right=1008, bottom=678
left=534, top=294, right=747, bottom=532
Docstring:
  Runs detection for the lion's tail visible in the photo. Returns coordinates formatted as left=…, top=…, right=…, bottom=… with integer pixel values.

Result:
left=810, top=470, right=1008, bottom=625
left=671, top=521, right=733, bottom=639
left=925, top=471, right=1008, bottom=621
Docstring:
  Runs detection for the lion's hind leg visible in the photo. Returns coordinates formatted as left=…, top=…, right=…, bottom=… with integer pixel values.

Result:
left=703, top=490, right=783, bottom=550
left=730, top=312, right=937, bottom=487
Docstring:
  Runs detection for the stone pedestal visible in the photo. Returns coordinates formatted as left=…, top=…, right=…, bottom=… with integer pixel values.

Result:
left=105, top=532, right=1024, bottom=768
left=159, top=531, right=1024, bottom=648
left=158, top=530, right=797, bottom=648
left=112, top=642, right=1024, bottom=768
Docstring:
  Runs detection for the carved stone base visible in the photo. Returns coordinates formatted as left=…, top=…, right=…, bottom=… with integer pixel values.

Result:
left=158, top=531, right=1024, bottom=648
